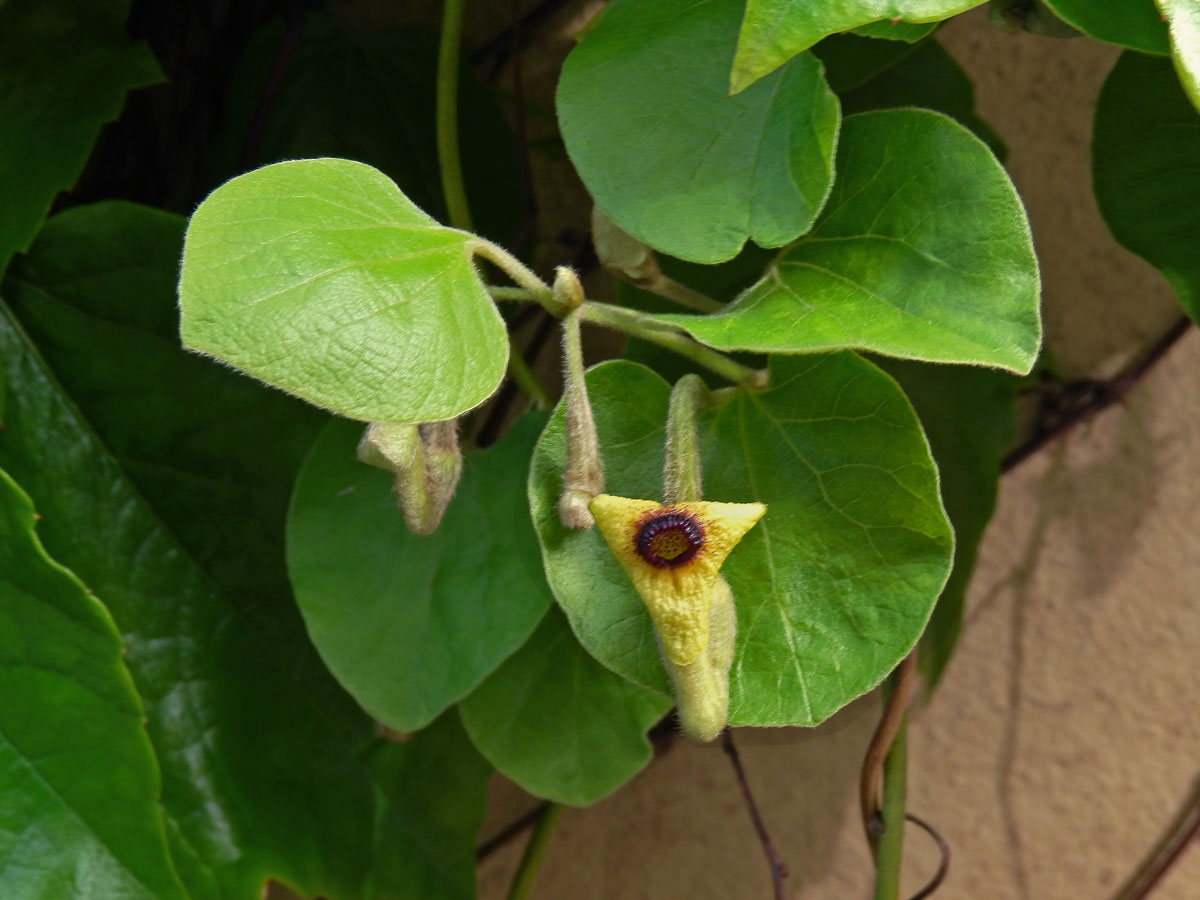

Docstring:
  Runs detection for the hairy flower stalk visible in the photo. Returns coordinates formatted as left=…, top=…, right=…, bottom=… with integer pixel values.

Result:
left=556, top=267, right=605, bottom=529
left=589, top=375, right=764, bottom=742
left=357, top=418, right=462, bottom=534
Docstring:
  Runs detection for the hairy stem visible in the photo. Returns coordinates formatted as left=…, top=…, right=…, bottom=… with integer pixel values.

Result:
left=505, top=802, right=564, bottom=900
left=437, top=0, right=472, bottom=232
left=473, top=241, right=562, bottom=314
left=580, top=301, right=766, bottom=388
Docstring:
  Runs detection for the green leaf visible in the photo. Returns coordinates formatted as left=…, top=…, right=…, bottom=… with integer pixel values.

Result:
left=529, top=357, right=954, bottom=726
left=650, top=110, right=1041, bottom=374
left=1094, top=52, right=1200, bottom=324
left=178, top=157, right=510, bottom=422
left=3, top=201, right=327, bottom=606
left=732, top=0, right=981, bottom=93
left=557, top=0, right=840, bottom=264
left=0, top=469, right=188, bottom=900
left=213, top=13, right=524, bottom=244
left=459, top=608, right=671, bottom=805
left=1042, top=0, right=1169, bottom=54
left=0, top=0, right=161, bottom=275
left=1157, top=0, right=1200, bottom=112
left=838, top=39, right=1006, bottom=159
left=853, top=19, right=937, bottom=40
left=875, top=358, right=1018, bottom=688
left=0, top=295, right=488, bottom=894
left=287, top=415, right=552, bottom=732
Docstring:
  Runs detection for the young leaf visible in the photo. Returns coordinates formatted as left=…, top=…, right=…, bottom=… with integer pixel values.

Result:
left=0, top=295, right=487, bottom=897
left=557, top=0, right=840, bottom=264
left=875, top=358, right=1018, bottom=688
left=287, top=415, right=552, bottom=732
left=0, top=469, right=188, bottom=900
left=731, top=0, right=980, bottom=93
left=178, top=157, right=509, bottom=423
left=1157, top=0, right=1200, bottom=112
left=1041, top=0, right=1169, bottom=54
left=529, top=357, right=954, bottom=726
left=650, top=109, right=1041, bottom=374
left=1094, top=52, right=1200, bottom=325
left=459, top=608, right=671, bottom=806
left=0, top=0, right=161, bottom=275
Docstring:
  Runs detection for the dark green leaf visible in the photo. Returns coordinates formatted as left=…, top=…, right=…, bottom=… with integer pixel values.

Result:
left=529, top=357, right=954, bottom=726
left=0, top=468, right=187, bottom=900
left=1042, top=0, right=1169, bottom=54
left=558, top=0, right=840, bottom=264
left=287, top=415, right=552, bottom=732
left=0, top=0, right=161, bottom=275
left=0, top=272, right=488, bottom=897
left=811, top=33, right=924, bottom=93
left=875, top=358, right=1018, bottom=688
left=459, top=608, right=671, bottom=805
left=178, top=157, right=510, bottom=422
left=651, top=110, right=1041, bottom=373
left=1094, top=52, right=1200, bottom=324
left=839, top=39, right=1006, bottom=158
left=732, top=0, right=980, bottom=93
left=214, top=13, right=524, bottom=244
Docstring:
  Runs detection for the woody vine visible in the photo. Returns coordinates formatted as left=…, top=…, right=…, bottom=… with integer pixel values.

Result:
left=0, top=1, right=1197, bottom=900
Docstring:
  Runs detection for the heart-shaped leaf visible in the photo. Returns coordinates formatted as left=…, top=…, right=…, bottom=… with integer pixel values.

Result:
left=0, top=469, right=188, bottom=900
left=1042, top=0, right=1169, bottom=54
left=529, top=357, right=953, bottom=726
left=557, top=0, right=840, bottom=264
left=459, top=608, right=671, bottom=806
left=731, top=0, right=980, bottom=93
left=1094, top=52, right=1200, bottom=324
left=649, top=110, right=1041, bottom=374
left=287, top=415, right=552, bottom=732
left=178, top=157, right=509, bottom=422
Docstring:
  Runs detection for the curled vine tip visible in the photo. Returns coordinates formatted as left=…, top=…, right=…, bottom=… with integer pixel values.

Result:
left=587, top=495, right=764, bottom=666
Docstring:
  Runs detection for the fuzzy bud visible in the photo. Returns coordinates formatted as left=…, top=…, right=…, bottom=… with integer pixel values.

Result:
left=358, top=418, right=462, bottom=534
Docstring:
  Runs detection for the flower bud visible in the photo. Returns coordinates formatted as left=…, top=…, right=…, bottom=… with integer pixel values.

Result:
left=358, top=418, right=462, bottom=534
left=557, top=305, right=604, bottom=528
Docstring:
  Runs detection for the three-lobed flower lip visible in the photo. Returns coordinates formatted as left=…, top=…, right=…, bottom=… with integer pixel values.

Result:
left=587, top=494, right=766, bottom=666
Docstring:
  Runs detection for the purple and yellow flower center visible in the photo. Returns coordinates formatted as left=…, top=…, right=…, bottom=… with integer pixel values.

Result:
left=635, top=511, right=705, bottom=568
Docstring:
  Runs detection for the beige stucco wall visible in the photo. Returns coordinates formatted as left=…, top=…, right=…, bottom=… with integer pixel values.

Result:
left=477, top=8, right=1200, bottom=899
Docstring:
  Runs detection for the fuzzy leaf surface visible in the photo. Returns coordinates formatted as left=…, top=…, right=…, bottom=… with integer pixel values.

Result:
left=178, top=157, right=508, bottom=422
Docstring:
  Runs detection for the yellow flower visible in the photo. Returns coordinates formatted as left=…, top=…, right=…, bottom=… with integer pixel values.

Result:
left=587, top=495, right=765, bottom=666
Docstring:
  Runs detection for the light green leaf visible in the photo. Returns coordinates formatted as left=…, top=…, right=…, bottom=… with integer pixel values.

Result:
left=1042, top=0, right=1169, bottom=54
left=875, top=358, right=1018, bottom=688
left=0, top=289, right=488, bottom=896
left=287, top=415, right=552, bottom=732
left=1157, top=0, right=1200, bottom=112
left=732, top=0, right=981, bottom=93
left=650, top=110, right=1041, bottom=374
left=459, top=608, right=671, bottom=805
left=0, top=0, right=161, bottom=275
left=1094, top=52, right=1200, bottom=325
left=0, top=469, right=187, bottom=900
left=529, top=357, right=954, bottom=726
left=557, top=0, right=840, bottom=264
left=178, top=157, right=509, bottom=422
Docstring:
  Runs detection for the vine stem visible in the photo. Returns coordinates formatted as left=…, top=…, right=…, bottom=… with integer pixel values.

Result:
left=1110, top=774, right=1200, bottom=900
left=720, top=730, right=788, bottom=899
left=580, top=301, right=766, bottom=388
left=873, top=715, right=909, bottom=900
left=505, top=802, right=564, bottom=900
left=436, top=0, right=472, bottom=232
